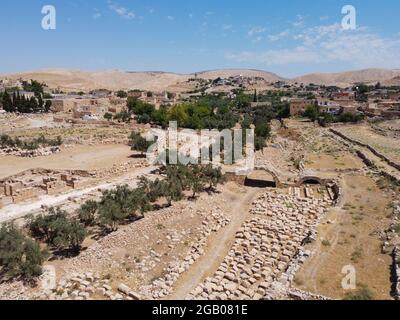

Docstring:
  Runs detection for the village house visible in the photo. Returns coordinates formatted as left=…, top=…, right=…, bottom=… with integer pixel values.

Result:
left=128, top=91, right=145, bottom=99
left=289, top=98, right=315, bottom=116
left=72, top=104, right=107, bottom=120
left=317, top=99, right=342, bottom=115
left=51, top=98, right=96, bottom=113
left=331, top=91, right=355, bottom=101
left=340, top=105, right=360, bottom=115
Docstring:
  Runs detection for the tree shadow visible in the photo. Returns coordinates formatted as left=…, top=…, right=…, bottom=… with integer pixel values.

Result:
left=151, top=203, right=171, bottom=210
left=49, top=246, right=88, bottom=260
left=205, top=188, right=222, bottom=195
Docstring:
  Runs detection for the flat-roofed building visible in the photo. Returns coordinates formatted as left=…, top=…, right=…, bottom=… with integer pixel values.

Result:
left=290, top=98, right=315, bottom=116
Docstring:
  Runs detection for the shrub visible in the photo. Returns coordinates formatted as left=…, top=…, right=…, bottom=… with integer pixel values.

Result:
left=129, top=132, right=153, bottom=155
left=78, top=200, right=98, bottom=226
left=0, top=223, right=47, bottom=283
left=344, top=286, right=374, bottom=300
left=0, top=134, right=62, bottom=150
left=28, top=208, right=87, bottom=252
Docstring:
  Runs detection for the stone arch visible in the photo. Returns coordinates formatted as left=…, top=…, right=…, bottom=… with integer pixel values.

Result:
left=245, top=170, right=277, bottom=188
left=251, top=166, right=282, bottom=187
left=297, top=176, right=325, bottom=187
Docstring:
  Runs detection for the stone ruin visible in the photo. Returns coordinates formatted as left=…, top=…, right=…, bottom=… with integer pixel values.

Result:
left=0, top=169, right=94, bottom=208
left=187, top=190, right=332, bottom=300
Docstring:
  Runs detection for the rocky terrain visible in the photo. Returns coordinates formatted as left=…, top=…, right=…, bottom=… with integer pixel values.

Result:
left=187, top=191, right=332, bottom=300
left=293, top=68, right=400, bottom=87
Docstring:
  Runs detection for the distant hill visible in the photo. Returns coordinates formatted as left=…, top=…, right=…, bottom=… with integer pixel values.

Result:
left=1, top=68, right=400, bottom=92
left=293, top=68, right=400, bottom=87
left=382, top=76, right=400, bottom=87
left=0, top=69, right=190, bottom=92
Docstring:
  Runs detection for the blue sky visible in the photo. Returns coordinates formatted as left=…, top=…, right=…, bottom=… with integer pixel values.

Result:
left=1, top=0, right=400, bottom=77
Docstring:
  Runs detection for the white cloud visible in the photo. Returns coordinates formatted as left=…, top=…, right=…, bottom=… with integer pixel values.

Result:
left=167, top=15, right=175, bottom=21
left=248, top=26, right=266, bottom=37
left=93, top=12, right=102, bottom=19
left=108, top=1, right=135, bottom=20
left=267, top=30, right=290, bottom=41
left=292, top=15, right=305, bottom=28
left=92, top=8, right=101, bottom=20
left=222, top=24, right=233, bottom=30
left=227, top=23, right=400, bottom=68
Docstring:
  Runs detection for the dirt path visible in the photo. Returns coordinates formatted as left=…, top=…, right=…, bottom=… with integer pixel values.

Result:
left=168, top=187, right=262, bottom=300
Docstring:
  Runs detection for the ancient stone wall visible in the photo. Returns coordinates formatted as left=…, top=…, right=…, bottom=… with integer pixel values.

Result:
left=330, top=128, right=400, bottom=171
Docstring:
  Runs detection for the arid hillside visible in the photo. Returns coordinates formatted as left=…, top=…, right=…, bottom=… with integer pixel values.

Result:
left=2, top=68, right=400, bottom=91
left=0, top=69, right=190, bottom=92
left=293, top=68, right=400, bottom=87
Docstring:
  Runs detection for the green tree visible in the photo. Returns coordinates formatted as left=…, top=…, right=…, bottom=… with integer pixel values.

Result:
left=115, top=90, right=128, bottom=98
left=44, top=100, right=52, bottom=113
left=114, top=110, right=131, bottom=123
left=1, top=91, right=14, bottom=112
left=255, top=136, right=267, bottom=151
left=255, top=123, right=271, bottom=139
left=104, top=112, right=113, bottom=121
left=168, top=104, right=189, bottom=127
left=344, top=286, right=373, bottom=300
left=303, top=105, right=320, bottom=121
left=98, top=198, right=126, bottom=231
left=0, top=223, right=47, bottom=283
left=20, top=238, right=48, bottom=281
left=202, top=164, right=225, bottom=190
left=129, top=132, right=152, bottom=156
left=28, top=208, right=87, bottom=252
left=37, top=94, right=44, bottom=113
left=162, top=180, right=183, bottom=206
left=67, top=220, right=87, bottom=252
left=78, top=200, right=98, bottom=226
left=187, top=165, right=206, bottom=198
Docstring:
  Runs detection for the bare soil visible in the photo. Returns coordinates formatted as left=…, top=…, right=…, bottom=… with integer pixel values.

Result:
left=294, top=175, right=393, bottom=300
left=0, top=144, right=133, bottom=179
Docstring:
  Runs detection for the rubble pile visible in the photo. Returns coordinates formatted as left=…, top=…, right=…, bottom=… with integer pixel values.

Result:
left=187, top=191, right=331, bottom=300
left=0, top=146, right=61, bottom=157
left=139, top=210, right=230, bottom=299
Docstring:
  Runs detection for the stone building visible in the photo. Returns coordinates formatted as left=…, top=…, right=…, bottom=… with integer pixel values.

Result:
left=289, top=98, right=315, bottom=116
